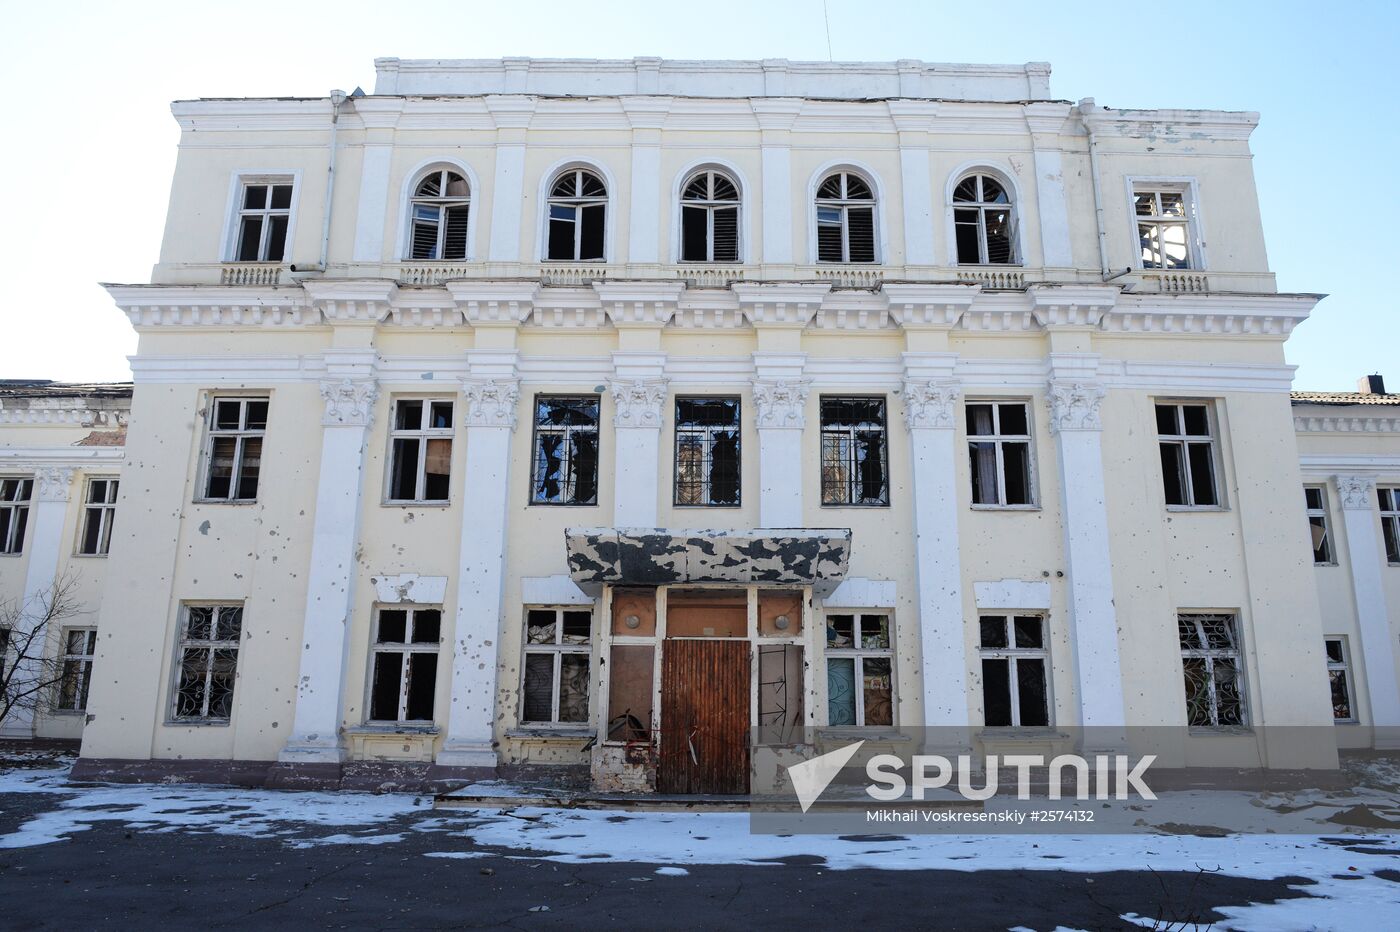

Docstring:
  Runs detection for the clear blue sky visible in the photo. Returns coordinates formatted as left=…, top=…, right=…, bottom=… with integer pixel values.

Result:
left=1, top=0, right=1393, bottom=390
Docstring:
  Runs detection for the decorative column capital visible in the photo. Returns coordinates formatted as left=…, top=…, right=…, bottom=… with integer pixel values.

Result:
left=902, top=380, right=961, bottom=430
left=609, top=378, right=668, bottom=429
left=319, top=378, right=378, bottom=427
left=33, top=466, right=75, bottom=502
left=1047, top=380, right=1106, bottom=433
left=752, top=379, right=810, bottom=430
left=1335, top=474, right=1378, bottom=511
left=462, top=379, right=520, bottom=429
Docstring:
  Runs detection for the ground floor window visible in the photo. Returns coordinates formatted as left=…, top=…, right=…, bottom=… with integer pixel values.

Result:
left=1177, top=613, right=1247, bottom=728
left=368, top=607, right=441, bottom=723
left=979, top=614, right=1050, bottom=727
left=824, top=612, right=893, bottom=726
left=522, top=607, right=592, bottom=726
left=56, top=628, right=97, bottom=712
left=172, top=604, right=242, bottom=722
left=1325, top=636, right=1356, bottom=723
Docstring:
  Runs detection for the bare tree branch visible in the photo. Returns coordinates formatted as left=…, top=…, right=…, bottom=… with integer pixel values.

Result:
left=0, top=573, right=89, bottom=726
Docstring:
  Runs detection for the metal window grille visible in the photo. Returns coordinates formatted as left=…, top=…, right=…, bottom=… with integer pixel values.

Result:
left=546, top=169, right=607, bottom=261
left=200, top=397, right=268, bottom=502
left=530, top=396, right=600, bottom=505
left=56, top=628, right=97, bottom=712
left=824, top=613, right=893, bottom=727
left=1135, top=188, right=1193, bottom=270
left=387, top=398, right=454, bottom=503
left=234, top=180, right=293, bottom=262
left=978, top=615, right=1050, bottom=727
left=1156, top=402, right=1220, bottom=508
left=680, top=170, right=740, bottom=262
left=815, top=172, right=876, bottom=263
left=0, top=478, right=33, bottom=555
left=966, top=401, right=1035, bottom=506
left=1177, top=613, right=1247, bottom=728
left=367, top=607, right=442, bottom=723
left=952, top=174, right=1018, bottom=265
left=408, top=169, right=471, bottom=260
left=820, top=396, right=888, bottom=506
left=171, top=604, right=243, bottom=722
left=521, top=607, right=592, bottom=726
left=1304, top=486, right=1334, bottom=564
left=78, top=478, right=118, bottom=556
left=674, top=397, right=741, bottom=506
left=1325, top=636, right=1356, bottom=723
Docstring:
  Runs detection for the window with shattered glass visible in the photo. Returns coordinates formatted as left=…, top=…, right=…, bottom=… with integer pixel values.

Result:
left=1134, top=187, right=1194, bottom=270
left=979, top=615, right=1050, bottom=728
left=1324, top=637, right=1356, bottom=723
left=387, top=398, right=454, bottom=503
left=171, top=604, right=243, bottom=722
left=1304, top=486, right=1334, bottom=564
left=78, top=478, right=119, bottom=556
left=1156, top=402, right=1220, bottom=508
left=820, top=396, right=888, bottom=506
left=674, top=397, right=740, bottom=506
left=521, top=607, right=592, bottom=726
left=953, top=174, right=1017, bottom=265
left=56, top=628, right=97, bottom=712
left=546, top=169, right=607, bottom=261
left=367, top=607, right=441, bottom=723
left=199, top=397, right=268, bottom=502
left=1177, top=613, right=1247, bottom=728
left=0, top=477, right=32, bottom=555
left=1379, top=488, right=1400, bottom=564
left=530, top=396, right=600, bottom=505
left=824, top=613, right=893, bottom=727
left=408, top=169, right=470, bottom=260
left=680, top=170, right=740, bottom=262
left=815, top=171, right=877, bottom=263
left=967, top=402, right=1035, bottom=507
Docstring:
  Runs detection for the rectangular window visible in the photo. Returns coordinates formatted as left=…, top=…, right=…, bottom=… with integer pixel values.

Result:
left=1305, top=486, right=1334, bottom=564
left=966, top=402, right=1035, bottom=507
left=1156, top=402, right=1220, bottom=508
left=78, top=478, right=119, bottom=556
left=1325, top=637, right=1356, bottom=723
left=1177, top=613, right=1247, bottom=728
left=171, top=604, right=242, bottom=723
left=386, top=398, right=454, bottom=503
left=1380, top=488, right=1400, bottom=564
left=824, top=612, right=894, bottom=727
left=521, top=607, right=592, bottom=726
left=367, top=607, right=441, bottom=723
left=674, top=397, right=741, bottom=506
left=820, top=397, right=888, bottom=506
left=234, top=179, right=293, bottom=262
left=0, top=478, right=33, bottom=555
left=979, top=615, right=1050, bottom=728
left=199, top=397, right=268, bottom=502
left=530, top=396, right=600, bottom=506
left=56, top=628, right=97, bottom=712
left=1134, top=187, right=1194, bottom=270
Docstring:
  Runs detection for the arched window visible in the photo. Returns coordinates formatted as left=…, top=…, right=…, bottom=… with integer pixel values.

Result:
left=680, top=170, right=740, bottom=262
left=408, top=169, right=470, bottom=260
left=952, top=174, right=1017, bottom=265
left=546, top=169, right=607, bottom=261
left=815, top=172, right=876, bottom=263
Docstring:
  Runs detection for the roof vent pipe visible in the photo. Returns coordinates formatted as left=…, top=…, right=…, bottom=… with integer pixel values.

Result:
left=316, top=89, right=349, bottom=274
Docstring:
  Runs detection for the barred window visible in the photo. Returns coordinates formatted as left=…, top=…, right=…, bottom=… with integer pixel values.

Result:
left=234, top=179, right=293, bottom=262
left=1156, top=402, right=1220, bottom=508
left=825, top=613, right=893, bottom=727
left=56, top=628, right=97, bottom=712
left=1325, top=637, right=1356, bottom=723
left=368, top=607, right=441, bottom=723
left=1135, top=187, right=1194, bottom=270
left=1177, top=613, right=1247, bottom=728
left=521, top=607, right=592, bottom=726
left=820, top=396, right=888, bottom=506
left=815, top=172, right=877, bottom=263
left=546, top=169, right=607, bottom=261
left=1379, top=488, right=1400, bottom=564
left=0, top=478, right=32, bottom=555
left=530, top=396, right=600, bottom=506
left=172, top=604, right=242, bottom=723
left=979, top=615, right=1050, bottom=727
left=387, top=398, right=454, bottom=503
left=199, top=397, right=268, bottom=502
left=1304, top=486, right=1334, bottom=564
left=78, top=478, right=119, bottom=556
left=680, top=170, right=740, bottom=262
left=408, top=169, right=470, bottom=260
left=967, top=402, right=1035, bottom=506
left=674, top=397, right=740, bottom=506
left=953, top=174, right=1017, bottom=265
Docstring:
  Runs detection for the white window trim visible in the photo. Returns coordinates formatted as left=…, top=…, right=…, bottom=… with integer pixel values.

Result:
left=75, top=476, right=119, bottom=557
left=1379, top=487, right=1400, bottom=565
left=519, top=605, right=594, bottom=729
left=1155, top=399, right=1228, bottom=512
left=364, top=605, right=443, bottom=725
left=393, top=157, right=481, bottom=262
left=54, top=627, right=97, bottom=714
left=167, top=602, right=243, bottom=726
left=1325, top=635, right=1358, bottom=725
left=1124, top=176, right=1207, bottom=272
left=669, top=158, right=752, bottom=264
left=965, top=399, right=1039, bottom=510
left=220, top=169, right=303, bottom=263
left=195, top=394, right=270, bottom=504
left=943, top=160, right=1030, bottom=268
left=823, top=609, right=897, bottom=728
left=536, top=158, right=617, bottom=263
left=0, top=475, right=33, bottom=556
left=977, top=613, right=1054, bottom=729
left=806, top=160, right=887, bottom=265
left=383, top=396, right=455, bottom=506
left=1304, top=484, right=1336, bottom=566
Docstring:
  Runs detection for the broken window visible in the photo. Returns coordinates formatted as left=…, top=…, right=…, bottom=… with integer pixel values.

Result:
left=199, top=397, right=268, bottom=502
left=530, top=396, right=599, bottom=505
left=979, top=615, right=1050, bottom=728
left=78, top=478, right=118, bottom=556
left=408, top=169, right=471, bottom=260
left=1135, top=187, right=1193, bottom=270
left=815, top=171, right=877, bottom=263
left=1156, top=402, right=1220, bottom=508
left=953, top=174, right=1017, bottom=265
left=546, top=169, right=607, bottom=261
left=606, top=644, right=653, bottom=742
left=0, top=477, right=33, bottom=555
left=55, top=628, right=97, bottom=712
left=1379, top=488, right=1400, bottom=564
left=1177, top=613, right=1247, bottom=728
left=967, top=402, right=1034, bottom=506
left=824, top=612, right=893, bottom=727
left=387, top=398, right=454, bottom=503
left=758, top=643, right=805, bottom=739
left=171, top=604, right=242, bottom=722
left=674, top=397, right=740, bottom=506
left=680, top=170, right=740, bottom=262
left=0, top=627, right=9, bottom=683
left=1304, top=486, right=1334, bottom=564
left=368, top=607, right=441, bottom=723
left=820, top=396, right=888, bottom=506
left=1325, top=636, right=1356, bottom=723
left=234, top=179, right=293, bottom=262
left=522, top=607, right=592, bottom=726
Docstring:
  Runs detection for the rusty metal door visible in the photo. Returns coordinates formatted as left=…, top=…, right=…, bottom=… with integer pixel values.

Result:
left=658, top=640, right=750, bottom=795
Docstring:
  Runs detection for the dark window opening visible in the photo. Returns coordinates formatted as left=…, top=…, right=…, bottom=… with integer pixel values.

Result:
left=674, top=397, right=741, bottom=506
left=820, top=397, right=888, bottom=506
left=531, top=396, right=600, bottom=505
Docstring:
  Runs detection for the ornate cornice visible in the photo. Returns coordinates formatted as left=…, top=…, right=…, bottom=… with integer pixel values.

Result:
left=1294, top=415, right=1400, bottom=435
left=1047, top=380, right=1106, bottom=433
left=320, top=379, right=378, bottom=427
left=462, top=379, right=520, bottom=429
left=1335, top=474, right=1377, bottom=511
left=902, top=380, right=961, bottom=430
left=609, top=378, right=669, bottom=429
left=34, top=465, right=76, bottom=502
left=752, top=379, right=810, bottom=429
left=0, top=399, right=128, bottom=427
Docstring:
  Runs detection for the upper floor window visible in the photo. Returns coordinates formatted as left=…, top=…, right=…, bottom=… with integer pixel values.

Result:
left=1134, top=186, right=1195, bottom=270
left=815, top=172, right=876, bottom=263
left=234, top=180, right=293, bottom=262
left=408, top=170, right=470, bottom=260
left=78, top=478, right=119, bottom=556
left=680, top=170, right=740, bottom=262
left=0, top=478, right=32, bottom=555
left=820, top=396, right=888, bottom=506
left=953, top=173, right=1017, bottom=265
left=967, top=401, right=1035, bottom=507
left=387, top=398, right=454, bottom=504
left=1156, top=401, right=1220, bottom=509
left=198, top=397, right=267, bottom=503
left=1304, top=486, right=1334, bottom=565
left=1379, top=487, right=1400, bottom=564
left=531, top=396, right=600, bottom=506
left=674, top=397, right=740, bottom=506
left=546, top=169, right=607, bottom=261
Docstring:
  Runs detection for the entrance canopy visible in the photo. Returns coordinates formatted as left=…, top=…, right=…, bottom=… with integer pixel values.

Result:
left=564, top=528, right=852, bottom=596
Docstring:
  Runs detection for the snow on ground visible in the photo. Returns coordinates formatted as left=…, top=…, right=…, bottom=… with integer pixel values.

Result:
left=2, top=762, right=1398, bottom=929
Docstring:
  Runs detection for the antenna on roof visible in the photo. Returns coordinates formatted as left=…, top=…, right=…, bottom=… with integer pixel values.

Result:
left=822, top=0, right=833, bottom=61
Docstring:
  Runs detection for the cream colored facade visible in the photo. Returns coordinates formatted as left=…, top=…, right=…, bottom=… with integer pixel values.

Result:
left=3, top=57, right=1398, bottom=790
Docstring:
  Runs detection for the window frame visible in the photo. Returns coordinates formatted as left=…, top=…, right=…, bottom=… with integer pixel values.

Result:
left=529, top=394, right=602, bottom=507
left=383, top=397, right=455, bottom=506
left=0, top=477, right=33, bottom=556
left=819, top=395, right=890, bottom=507
left=673, top=395, right=742, bottom=508
left=519, top=605, right=594, bottom=729
left=1304, top=485, right=1335, bottom=565
left=54, top=627, right=98, bottom=713
left=196, top=396, right=269, bottom=504
left=543, top=166, right=609, bottom=262
left=1155, top=400, right=1226, bottom=511
left=405, top=167, right=472, bottom=261
left=977, top=614, right=1053, bottom=729
left=678, top=169, right=742, bottom=263
left=965, top=399, right=1038, bottom=509
left=76, top=477, right=119, bottom=557
left=1177, top=612, right=1249, bottom=731
left=1324, top=635, right=1357, bottom=724
left=365, top=605, right=443, bottom=725
left=823, top=611, right=896, bottom=728
left=812, top=169, right=880, bottom=264
left=1379, top=487, right=1400, bottom=565
left=951, top=172, right=1020, bottom=266
left=222, top=171, right=300, bottom=264
left=168, top=602, right=244, bottom=725
left=1125, top=177, right=1205, bottom=272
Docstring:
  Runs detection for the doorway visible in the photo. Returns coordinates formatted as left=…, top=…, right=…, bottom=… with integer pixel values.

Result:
left=658, top=638, right=750, bottom=794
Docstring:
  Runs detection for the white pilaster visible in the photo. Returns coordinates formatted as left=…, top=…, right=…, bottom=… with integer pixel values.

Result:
left=349, top=99, right=402, bottom=263
left=621, top=97, right=670, bottom=266
left=889, top=101, right=938, bottom=266
left=1335, top=475, right=1400, bottom=745
left=610, top=364, right=668, bottom=528
left=751, top=351, right=808, bottom=528
left=484, top=96, right=535, bottom=262
left=1026, top=104, right=1075, bottom=269
left=752, top=100, right=802, bottom=265
left=438, top=366, right=520, bottom=768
